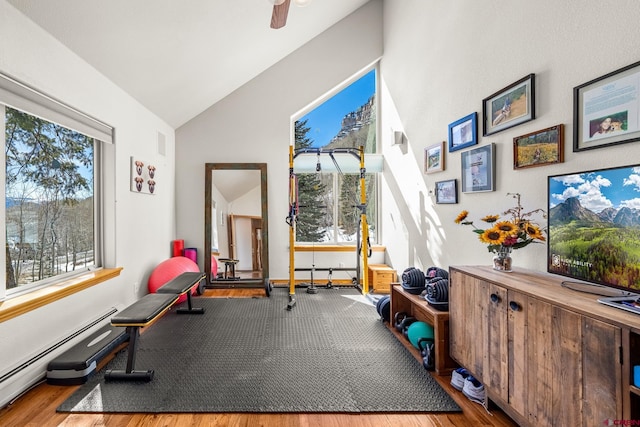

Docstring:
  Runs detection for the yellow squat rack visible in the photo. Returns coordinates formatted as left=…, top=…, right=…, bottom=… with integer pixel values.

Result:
left=286, top=145, right=369, bottom=310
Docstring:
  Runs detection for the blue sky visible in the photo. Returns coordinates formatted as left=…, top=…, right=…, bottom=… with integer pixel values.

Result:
left=549, top=165, right=640, bottom=212
left=297, top=69, right=375, bottom=148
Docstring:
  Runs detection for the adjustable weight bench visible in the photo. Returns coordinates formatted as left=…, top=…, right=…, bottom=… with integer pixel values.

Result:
left=104, top=272, right=206, bottom=382
left=105, top=293, right=178, bottom=382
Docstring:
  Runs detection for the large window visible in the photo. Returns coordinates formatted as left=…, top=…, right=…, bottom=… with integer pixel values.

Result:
left=294, top=68, right=377, bottom=244
left=0, top=73, right=110, bottom=298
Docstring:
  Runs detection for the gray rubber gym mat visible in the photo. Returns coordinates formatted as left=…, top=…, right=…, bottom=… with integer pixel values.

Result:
left=57, top=288, right=460, bottom=413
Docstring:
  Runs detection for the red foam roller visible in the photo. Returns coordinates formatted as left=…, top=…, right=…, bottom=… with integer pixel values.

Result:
left=172, top=239, right=184, bottom=257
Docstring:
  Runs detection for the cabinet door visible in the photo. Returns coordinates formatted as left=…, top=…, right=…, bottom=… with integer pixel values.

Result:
left=521, top=299, right=621, bottom=426
left=487, top=283, right=508, bottom=403
left=449, top=271, right=488, bottom=379
left=509, top=294, right=584, bottom=426
left=582, top=317, right=622, bottom=422
left=507, top=289, right=530, bottom=419
left=521, top=295, right=554, bottom=427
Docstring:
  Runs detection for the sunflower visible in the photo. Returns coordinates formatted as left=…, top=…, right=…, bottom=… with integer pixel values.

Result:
left=524, top=223, right=545, bottom=241
left=494, top=221, right=517, bottom=233
left=479, top=227, right=505, bottom=245
left=481, top=214, right=500, bottom=223
left=454, top=210, right=469, bottom=224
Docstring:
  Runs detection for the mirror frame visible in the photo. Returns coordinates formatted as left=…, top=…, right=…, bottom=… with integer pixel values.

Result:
left=204, top=163, right=268, bottom=288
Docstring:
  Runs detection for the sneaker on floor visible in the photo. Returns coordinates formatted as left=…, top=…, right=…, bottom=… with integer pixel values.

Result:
left=462, top=375, right=486, bottom=404
left=450, top=367, right=469, bottom=391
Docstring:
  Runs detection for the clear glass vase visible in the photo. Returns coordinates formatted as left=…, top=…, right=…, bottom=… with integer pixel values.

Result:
left=492, top=247, right=513, bottom=272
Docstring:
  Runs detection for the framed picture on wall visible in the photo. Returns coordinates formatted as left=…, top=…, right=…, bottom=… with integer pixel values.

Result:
left=448, top=113, right=477, bottom=152
left=460, top=143, right=495, bottom=193
left=425, top=141, right=445, bottom=173
left=435, top=179, right=458, bottom=204
left=482, top=74, right=535, bottom=136
left=513, top=124, right=564, bottom=169
left=573, top=60, right=640, bottom=151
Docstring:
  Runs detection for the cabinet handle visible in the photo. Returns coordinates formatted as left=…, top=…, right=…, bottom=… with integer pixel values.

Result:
left=490, top=293, right=500, bottom=303
left=509, top=301, right=521, bottom=311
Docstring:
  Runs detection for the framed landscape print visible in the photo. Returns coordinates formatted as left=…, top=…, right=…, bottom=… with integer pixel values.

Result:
left=461, top=143, right=495, bottom=193
left=513, top=124, right=564, bottom=169
left=483, top=74, right=535, bottom=136
left=573, top=60, right=640, bottom=151
left=425, top=141, right=445, bottom=173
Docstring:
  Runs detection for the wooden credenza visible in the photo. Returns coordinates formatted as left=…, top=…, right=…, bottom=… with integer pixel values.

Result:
left=449, top=266, right=640, bottom=426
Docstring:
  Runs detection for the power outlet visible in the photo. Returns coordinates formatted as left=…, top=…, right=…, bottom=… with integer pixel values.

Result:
left=339, top=262, right=345, bottom=268
left=133, top=281, right=139, bottom=295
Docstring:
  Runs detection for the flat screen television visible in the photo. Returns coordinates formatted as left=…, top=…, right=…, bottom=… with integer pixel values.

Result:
left=548, top=163, right=640, bottom=303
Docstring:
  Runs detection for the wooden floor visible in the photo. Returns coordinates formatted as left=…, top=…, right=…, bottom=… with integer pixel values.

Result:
left=0, top=288, right=517, bottom=427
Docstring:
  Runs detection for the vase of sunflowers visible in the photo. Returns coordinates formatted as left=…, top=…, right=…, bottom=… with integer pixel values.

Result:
left=454, top=193, right=546, bottom=272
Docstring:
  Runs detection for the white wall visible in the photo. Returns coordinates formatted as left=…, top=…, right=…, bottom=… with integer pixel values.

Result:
left=175, top=0, right=384, bottom=279
left=0, top=1, right=176, bottom=407
left=230, top=185, right=261, bottom=217
left=380, top=0, right=640, bottom=273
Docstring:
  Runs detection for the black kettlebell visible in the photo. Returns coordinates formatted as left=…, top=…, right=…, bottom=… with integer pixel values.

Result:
left=417, top=337, right=431, bottom=357
left=394, top=312, right=408, bottom=332
left=418, top=337, right=435, bottom=370
left=394, top=312, right=417, bottom=336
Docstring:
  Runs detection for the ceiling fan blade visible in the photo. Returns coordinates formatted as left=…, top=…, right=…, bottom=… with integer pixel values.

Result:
left=270, top=0, right=290, bottom=29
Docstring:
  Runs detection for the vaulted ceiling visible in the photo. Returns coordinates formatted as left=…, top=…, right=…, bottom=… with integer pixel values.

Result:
left=7, top=0, right=371, bottom=128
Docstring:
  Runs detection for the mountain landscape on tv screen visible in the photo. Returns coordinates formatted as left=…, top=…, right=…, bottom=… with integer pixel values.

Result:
left=550, top=196, right=640, bottom=226
left=549, top=197, right=640, bottom=291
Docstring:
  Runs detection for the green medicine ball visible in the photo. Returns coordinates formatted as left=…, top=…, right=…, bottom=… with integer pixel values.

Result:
left=407, top=321, right=434, bottom=349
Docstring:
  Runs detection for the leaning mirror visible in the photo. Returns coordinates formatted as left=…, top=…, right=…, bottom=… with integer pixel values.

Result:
left=205, top=163, right=268, bottom=288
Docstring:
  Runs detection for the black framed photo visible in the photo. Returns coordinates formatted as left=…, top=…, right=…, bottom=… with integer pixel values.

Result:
left=461, top=143, right=495, bottom=193
left=513, top=124, right=564, bottom=169
left=448, top=112, right=477, bottom=152
left=482, top=74, right=535, bottom=136
left=435, top=179, right=458, bottom=204
left=574, top=60, right=640, bottom=152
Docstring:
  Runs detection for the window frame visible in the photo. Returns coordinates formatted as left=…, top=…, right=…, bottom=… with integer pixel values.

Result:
left=293, top=64, right=380, bottom=245
left=0, top=72, right=111, bottom=300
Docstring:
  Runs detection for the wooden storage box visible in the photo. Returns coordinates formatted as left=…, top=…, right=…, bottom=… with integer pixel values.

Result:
left=367, top=264, right=397, bottom=294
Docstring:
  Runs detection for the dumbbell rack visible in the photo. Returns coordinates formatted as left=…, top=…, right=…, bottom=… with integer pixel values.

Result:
left=388, top=283, right=458, bottom=375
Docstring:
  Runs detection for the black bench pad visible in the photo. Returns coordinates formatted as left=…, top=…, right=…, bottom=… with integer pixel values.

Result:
left=156, top=272, right=205, bottom=295
left=111, top=293, right=178, bottom=327
left=156, top=272, right=205, bottom=314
